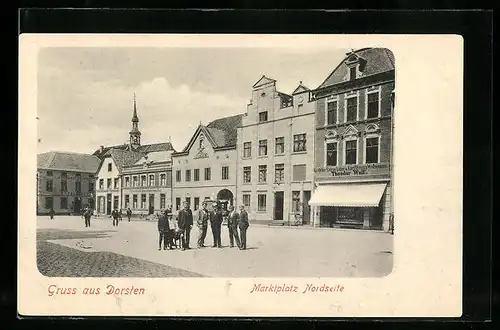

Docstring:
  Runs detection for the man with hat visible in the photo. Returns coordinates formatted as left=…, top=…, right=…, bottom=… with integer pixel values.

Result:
left=177, top=201, right=193, bottom=250
left=210, top=202, right=223, bottom=248
left=196, top=201, right=211, bottom=248
left=157, top=209, right=170, bottom=251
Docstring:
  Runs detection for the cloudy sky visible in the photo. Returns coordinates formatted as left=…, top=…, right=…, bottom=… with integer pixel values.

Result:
left=37, top=46, right=348, bottom=154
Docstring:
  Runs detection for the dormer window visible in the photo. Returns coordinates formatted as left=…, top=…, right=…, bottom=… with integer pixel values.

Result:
left=349, top=66, right=357, bottom=81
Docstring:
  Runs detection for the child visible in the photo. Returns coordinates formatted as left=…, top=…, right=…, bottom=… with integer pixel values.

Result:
left=167, top=211, right=179, bottom=249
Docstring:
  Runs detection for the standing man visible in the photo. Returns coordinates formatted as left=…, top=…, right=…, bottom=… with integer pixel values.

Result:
left=84, top=207, right=92, bottom=228
left=126, top=207, right=132, bottom=222
left=196, top=201, right=210, bottom=248
left=227, top=205, right=241, bottom=248
left=211, top=203, right=223, bottom=248
left=49, top=208, right=55, bottom=220
left=238, top=205, right=249, bottom=250
left=157, top=210, right=170, bottom=250
left=177, top=201, right=193, bottom=250
left=112, top=208, right=119, bottom=227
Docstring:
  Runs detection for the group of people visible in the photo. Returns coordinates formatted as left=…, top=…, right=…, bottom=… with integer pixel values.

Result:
left=157, top=201, right=250, bottom=251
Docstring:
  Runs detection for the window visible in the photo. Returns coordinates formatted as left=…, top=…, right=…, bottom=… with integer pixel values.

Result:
left=133, top=176, right=138, bottom=187
left=346, top=96, right=358, bottom=122
left=108, top=163, right=112, bottom=172
left=125, top=195, right=130, bottom=208
left=194, top=169, right=200, bottom=181
left=45, top=197, right=53, bottom=209
left=221, top=166, right=229, bottom=180
left=75, top=182, right=81, bottom=194
left=367, top=91, right=380, bottom=119
left=149, top=174, right=155, bottom=186
left=257, top=194, right=267, bottom=212
left=107, top=179, right=112, bottom=189
left=259, top=139, right=268, bottom=156
left=176, top=170, right=181, bottom=182
left=46, top=180, right=53, bottom=192
left=275, top=137, right=285, bottom=154
left=258, top=165, right=267, bottom=182
left=125, top=177, right=130, bottom=187
left=160, top=194, right=166, bottom=209
left=75, top=174, right=81, bottom=181
left=204, top=168, right=211, bottom=181
left=243, top=194, right=251, bottom=208
left=99, top=179, right=103, bottom=189
left=243, top=166, right=251, bottom=183
left=114, top=178, right=119, bottom=189
left=88, top=182, right=94, bottom=192
left=327, top=99, right=338, bottom=125
left=133, top=195, right=138, bottom=209
left=345, top=140, right=358, bottom=165
left=292, top=191, right=300, bottom=212
left=160, top=174, right=166, bottom=186
left=175, top=197, right=181, bottom=211
left=349, top=66, right=357, bottom=80
left=259, top=111, right=268, bottom=122
left=185, top=170, right=191, bottom=182
left=293, top=134, right=307, bottom=152
left=243, top=142, right=252, bottom=158
left=326, top=142, right=338, bottom=166
left=141, top=175, right=147, bottom=187
left=141, top=194, right=147, bottom=208
left=292, top=164, right=306, bottom=181
left=275, top=164, right=285, bottom=183
left=60, top=197, right=68, bottom=209
left=194, top=197, right=199, bottom=211
left=365, top=137, right=380, bottom=164
left=61, top=172, right=67, bottom=192
left=46, top=171, right=53, bottom=176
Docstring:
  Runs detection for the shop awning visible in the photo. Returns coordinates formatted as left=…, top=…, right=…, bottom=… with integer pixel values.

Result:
left=308, top=183, right=387, bottom=207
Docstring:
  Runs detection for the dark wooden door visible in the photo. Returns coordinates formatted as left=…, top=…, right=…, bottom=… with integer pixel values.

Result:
left=149, top=194, right=155, bottom=214
left=274, top=191, right=284, bottom=221
left=302, top=190, right=311, bottom=224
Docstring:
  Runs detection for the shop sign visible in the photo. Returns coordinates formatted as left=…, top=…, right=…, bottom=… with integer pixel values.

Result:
left=125, top=188, right=163, bottom=193
left=314, top=163, right=389, bottom=177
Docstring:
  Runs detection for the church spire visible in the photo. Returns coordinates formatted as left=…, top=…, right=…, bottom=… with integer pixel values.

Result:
left=129, top=93, right=141, bottom=148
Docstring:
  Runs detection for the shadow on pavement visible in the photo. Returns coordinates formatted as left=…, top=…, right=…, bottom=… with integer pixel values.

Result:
left=37, top=229, right=117, bottom=241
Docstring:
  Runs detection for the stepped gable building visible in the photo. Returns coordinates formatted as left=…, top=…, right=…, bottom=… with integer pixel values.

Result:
left=237, top=75, right=316, bottom=225
left=309, top=47, right=395, bottom=231
left=37, top=151, right=101, bottom=215
left=172, top=113, right=243, bottom=213
left=94, top=94, right=175, bottom=215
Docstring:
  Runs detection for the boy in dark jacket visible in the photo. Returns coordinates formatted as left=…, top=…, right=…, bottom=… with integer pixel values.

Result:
left=157, top=210, right=170, bottom=250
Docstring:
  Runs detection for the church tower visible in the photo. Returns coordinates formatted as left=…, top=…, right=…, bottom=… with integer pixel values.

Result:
left=129, top=93, right=141, bottom=149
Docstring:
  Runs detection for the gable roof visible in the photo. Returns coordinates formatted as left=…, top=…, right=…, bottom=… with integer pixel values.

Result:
left=93, top=142, right=175, bottom=159
left=93, top=144, right=128, bottom=159
left=37, top=151, right=101, bottom=173
left=174, top=114, right=244, bottom=155
left=253, top=75, right=276, bottom=88
left=317, top=48, right=395, bottom=90
left=292, top=83, right=311, bottom=95
left=97, top=148, right=145, bottom=174
left=131, top=151, right=172, bottom=166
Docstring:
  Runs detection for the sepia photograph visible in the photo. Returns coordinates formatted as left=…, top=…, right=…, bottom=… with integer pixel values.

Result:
left=36, top=45, right=395, bottom=278
left=19, top=34, right=463, bottom=317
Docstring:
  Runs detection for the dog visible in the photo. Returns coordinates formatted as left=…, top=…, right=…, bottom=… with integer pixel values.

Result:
left=170, top=229, right=184, bottom=249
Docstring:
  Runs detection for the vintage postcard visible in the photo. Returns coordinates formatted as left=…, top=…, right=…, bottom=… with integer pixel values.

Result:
left=18, top=34, right=463, bottom=317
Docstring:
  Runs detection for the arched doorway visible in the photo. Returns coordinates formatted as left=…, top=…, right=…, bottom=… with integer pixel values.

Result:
left=217, top=189, right=234, bottom=213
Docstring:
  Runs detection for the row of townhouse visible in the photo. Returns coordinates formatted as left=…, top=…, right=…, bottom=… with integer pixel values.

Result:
left=46, top=47, right=394, bottom=231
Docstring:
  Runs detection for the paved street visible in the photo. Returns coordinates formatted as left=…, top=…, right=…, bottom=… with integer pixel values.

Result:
left=37, top=215, right=393, bottom=278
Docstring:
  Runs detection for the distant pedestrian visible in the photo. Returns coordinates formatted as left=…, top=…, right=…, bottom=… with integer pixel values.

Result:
left=157, top=210, right=170, bottom=251
left=112, top=208, right=119, bottom=227
left=227, top=205, right=241, bottom=249
left=84, top=207, right=92, bottom=228
left=126, top=208, right=132, bottom=222
left=196, top=202, right=211, bottom=248
left=118, top=209, right=123, bottom=222
left=238, top=205, right=249, bottom=250
left=177, top=201, right=193, bottom=250
left=49, top=208, right=55, bottom=220
left=211, top=203, right=223, bottom=248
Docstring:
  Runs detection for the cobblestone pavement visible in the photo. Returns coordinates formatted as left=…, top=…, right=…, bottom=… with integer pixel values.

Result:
left=37, top=216, right=393, bottom=278
left=37, top=228, right=204, bottom=277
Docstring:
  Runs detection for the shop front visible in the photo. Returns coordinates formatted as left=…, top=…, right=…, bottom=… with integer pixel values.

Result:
left=309, top=182, right=388, bottom=230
